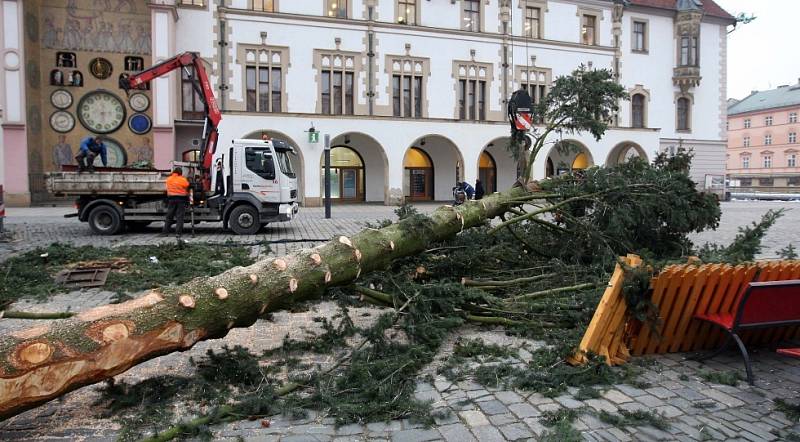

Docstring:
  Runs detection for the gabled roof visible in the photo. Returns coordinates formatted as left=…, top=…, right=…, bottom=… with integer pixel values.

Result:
left=627, top=0, right=735, bottom=21
left=728, top=84, right=800, bottom=116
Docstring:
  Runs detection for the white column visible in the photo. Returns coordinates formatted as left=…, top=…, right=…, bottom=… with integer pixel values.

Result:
left=150, top=5, right=177, bottom=169
left=1, top=0, right=29, bottom=205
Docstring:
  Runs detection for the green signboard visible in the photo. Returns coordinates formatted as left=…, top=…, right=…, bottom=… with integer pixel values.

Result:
left=309, top=131, right=320, bottom=143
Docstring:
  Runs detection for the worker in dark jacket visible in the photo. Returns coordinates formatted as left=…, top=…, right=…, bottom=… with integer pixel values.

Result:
left=75, top=136, right=107, bottom=172
left=475, top=179, right=485, bottom=200
left=163, top=168, right=192, bottom=238
left=460, top=181, right=475, bottom=200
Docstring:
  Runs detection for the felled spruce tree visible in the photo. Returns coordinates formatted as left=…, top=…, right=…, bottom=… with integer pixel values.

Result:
left=0, top=67, right=629, bottom=420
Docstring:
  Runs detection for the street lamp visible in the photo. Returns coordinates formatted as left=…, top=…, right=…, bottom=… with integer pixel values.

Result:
left=324, top=134, right=331, bottom=219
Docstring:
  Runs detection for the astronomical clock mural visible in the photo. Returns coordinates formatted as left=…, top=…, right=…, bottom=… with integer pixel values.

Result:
left=25, top=0, right=153, bottom=176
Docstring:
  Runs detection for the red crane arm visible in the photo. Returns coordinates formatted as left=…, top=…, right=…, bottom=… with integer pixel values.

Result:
left=120, top=52, right=221, bottom=171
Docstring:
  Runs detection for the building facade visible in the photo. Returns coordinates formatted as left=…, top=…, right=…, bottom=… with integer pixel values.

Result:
left=727, top=83, right=800, bottom=193
left=1, top=0, right=734, bottom=206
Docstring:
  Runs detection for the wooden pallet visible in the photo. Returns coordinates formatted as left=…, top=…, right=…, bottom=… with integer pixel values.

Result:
left=572, top=257, right=800, bottom=365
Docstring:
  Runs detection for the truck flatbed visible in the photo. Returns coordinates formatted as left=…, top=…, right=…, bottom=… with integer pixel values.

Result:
left=47, top=168, right=170, bottom=196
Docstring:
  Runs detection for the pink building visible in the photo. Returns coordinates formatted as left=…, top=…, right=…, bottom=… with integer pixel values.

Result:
left=727, top=82, right=800, bottom=192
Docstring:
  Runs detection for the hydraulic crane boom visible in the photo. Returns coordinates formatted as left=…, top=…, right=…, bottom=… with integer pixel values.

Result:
left=120, top=52, right=221, bottom=173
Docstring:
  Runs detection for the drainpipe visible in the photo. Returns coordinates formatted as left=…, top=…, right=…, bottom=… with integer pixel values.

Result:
left=217, top=9, right=228, bottom=111
left=500, top=4, right=510, bottom=108
left=367, top=5, right=375, bottom=115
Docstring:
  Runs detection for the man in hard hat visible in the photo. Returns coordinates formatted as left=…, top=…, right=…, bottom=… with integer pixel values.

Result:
left=163, top=167, right=192, bottom=238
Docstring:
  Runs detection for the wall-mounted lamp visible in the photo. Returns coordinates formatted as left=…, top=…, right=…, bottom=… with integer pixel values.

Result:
left=420, top=138, right=426, bottom=146
left=344, top=135, right=351, bottom=144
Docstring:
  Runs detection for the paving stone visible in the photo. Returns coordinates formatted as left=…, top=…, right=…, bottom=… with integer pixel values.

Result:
left=636, top=425, right=675, bottom=441
left=282, top=436, right=332, bottom=442
left=646, top=387, right=678, bottom=399
left=701, top=389, right=746, bottom=407
left=336, top=423, right=364, bottom=436
left=605, top=426, right=633, bottom=442
left=554, top=395, right=584, bottom=409
left=466, top=389, right=492, bottom=400
left=498, top=422, right=532, bottom=440
left=523, top=417, right=547, bottom=436
left=654, top=404, right=683, bottom=418
left=477, top=400, right=509, bottom=415
left=673, top=387, right=707, bottom=401
left=400, top=418, right=424, bottom=430
left=732, top=420, right=778, bottom=441
left=602, top=390, right=634, bottom=404
left=243, top=437, right=280, bottom=442
left=458, top=410, right=490, bottom=427
left=615, top=384, right=647, bottom=397
left=619, top=402, right=649, bottom=413
left=390, top=428, right=440, bottom=442
left=366, top=421, right=402, bottom=433
left=438, top=423, right=477, bottom=442
left=508, top=402, right=539, bottom=419
left=458, top=380, right=484, bottom=391
left=470, top=425, right=506, bottom=442
left=537, top=402, right=561, bottom=413
left=494, top=391, right=523, bottom=405
left=414, top=388, right=444, bottom=404
left=289, top=424, right=336, bottom=435
left=585, top=398, right=618, bottom=413
left=488, top=413, right=517, bottom=426
left=433, top=409, right=460, bottom=426
left=635, top=394, right=665, bottom=408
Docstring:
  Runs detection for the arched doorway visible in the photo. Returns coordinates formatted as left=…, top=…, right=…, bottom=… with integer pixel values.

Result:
left=407, top=135, right=465, bottom=201
left=479, top=151, right=497, bottom=194
left=243, top=130, right=305, bottom=204
left=325, top=132, right=389, bottom=203
left=606, top=142, right=647, bottom=166
left=404, top=147, right=434, bottom=201
left=545, top=140, right=594, bottom=177
left=321, top=146, right=365, bottom=202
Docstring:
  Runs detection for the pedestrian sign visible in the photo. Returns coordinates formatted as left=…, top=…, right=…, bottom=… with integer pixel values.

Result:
left=309, top=131, right=320, bottom=143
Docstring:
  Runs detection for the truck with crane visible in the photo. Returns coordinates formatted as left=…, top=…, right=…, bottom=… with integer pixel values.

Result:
left=47, top=52, right=299, bottom=235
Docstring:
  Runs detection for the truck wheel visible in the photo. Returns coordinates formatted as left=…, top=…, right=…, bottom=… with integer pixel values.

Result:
left=229, top=205, right=260, bottom=235
left=88, top=205, right=123, bottom=235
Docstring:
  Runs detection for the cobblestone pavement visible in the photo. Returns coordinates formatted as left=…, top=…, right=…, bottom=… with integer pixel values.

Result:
left=1, top=201, right=799, bottom=441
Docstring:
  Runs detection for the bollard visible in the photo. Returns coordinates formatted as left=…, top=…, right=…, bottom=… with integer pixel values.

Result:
left=0, top=185, right=4, bottom=233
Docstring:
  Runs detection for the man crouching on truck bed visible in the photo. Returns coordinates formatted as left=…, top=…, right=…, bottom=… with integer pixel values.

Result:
left=75, top=136, right=107, bottom=173
left=162, top=167, right=193, bottom=239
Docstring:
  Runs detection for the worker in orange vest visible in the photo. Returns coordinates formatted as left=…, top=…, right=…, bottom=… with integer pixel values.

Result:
left=162, top=167, right=193, bottom=238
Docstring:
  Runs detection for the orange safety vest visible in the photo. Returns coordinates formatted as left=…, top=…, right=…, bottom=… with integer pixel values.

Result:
left=165, top=173, right=190, bottom=196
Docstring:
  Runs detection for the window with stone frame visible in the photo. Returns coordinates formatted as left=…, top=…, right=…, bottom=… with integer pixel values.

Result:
left=525, top=6, right=542, bottom=39
left=743, top=136, right=750, bottom=147
left=244, top=48, right=284, bottom=113
left=788, top=153, right=797, bottom=167
left=790, top=132, right=797, bottom=144
left=252, top=0, right=274, bottom=12
left=740, top=177, right=752, bottom=186
left=517, top=66, right=550, bottom=106
left=632, top=21, right=647, bottom=52
left=397, top=0, right=417, bottom=25
left=763, top=155, right=773, bottom=168
left=679, top=35, right=698, bottom=67
left=677, top=97, right=691, bottom=131
left=765, top=134, right=772, bottom=145
left=759, top=177, right=774, bottom=186
left=790, top=112, right=798, bottom=123
left=631, top=93, right=646, bottom=128
left=320, top=53, right=356, bottom=115
left=581, top=14, right=597, bottom=45
left=390, top=57, right=426, bottom=118
left=789, top=176, right=800, bottom=186
left=463, top=0, right=481, bottom=32
left=456, top=62, right=490, bottom=121
left=744, top=118, right=751, bottom=128
left=765, top=116, right=773, bottom=126
left=179, top=0, right=204, bottom=6
left=181, top=66, right=204, bottom=120
left=741, top=155, right=750, bottom=169
left=326, top=0, right=347, bottom=18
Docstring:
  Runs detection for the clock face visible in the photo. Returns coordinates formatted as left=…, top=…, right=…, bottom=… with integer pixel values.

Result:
left=128, top=113, right=152, bottom=135
left=78, top=91, right=126, bottom=134
left=50, top=111, right=75, bottom=133
left=129, top=93, right=150, bottom=112
left=51, top=89, right=73, bottom=109
left=93, top=138, right=128, bottom=168
left=89, top=57, right=113, bottom=80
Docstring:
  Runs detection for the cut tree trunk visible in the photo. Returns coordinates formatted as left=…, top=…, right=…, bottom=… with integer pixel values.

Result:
left=0, top=187, right=531, bottom=420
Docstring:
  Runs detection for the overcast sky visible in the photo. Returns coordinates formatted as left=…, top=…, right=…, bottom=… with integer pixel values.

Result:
left=716, top=0, right=800, bottom=100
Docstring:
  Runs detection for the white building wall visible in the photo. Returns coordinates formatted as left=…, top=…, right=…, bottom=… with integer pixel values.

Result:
left=170, top=1, right=729, bottom=204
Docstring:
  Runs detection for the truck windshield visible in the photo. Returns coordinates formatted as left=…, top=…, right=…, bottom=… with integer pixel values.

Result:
left=275, top=150, right=295, bottom=178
